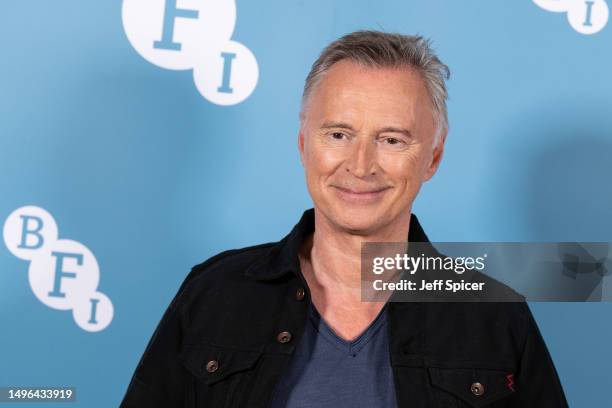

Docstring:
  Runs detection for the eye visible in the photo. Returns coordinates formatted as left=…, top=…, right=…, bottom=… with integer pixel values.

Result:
left=378, top=135, right=410, bottom=150
left=331, top=132, right=346, bottom=140
left=382, top=136, right=406, bottom=146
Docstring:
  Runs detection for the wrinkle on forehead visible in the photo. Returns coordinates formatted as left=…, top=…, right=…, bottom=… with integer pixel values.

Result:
left=303, top=60, right=436, bottom=139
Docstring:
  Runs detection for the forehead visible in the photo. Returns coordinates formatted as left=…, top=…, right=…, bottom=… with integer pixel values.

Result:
left=307, top=59, right=434, bottom=129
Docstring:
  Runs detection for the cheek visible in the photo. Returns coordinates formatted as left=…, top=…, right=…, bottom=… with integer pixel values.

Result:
left=305, top=143, right=345, bottom=177
left=379, top=149, right=427, bottom=181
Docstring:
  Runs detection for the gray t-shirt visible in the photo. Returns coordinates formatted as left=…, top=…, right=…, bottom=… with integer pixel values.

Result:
left=269, top=302, right=398, bottom=408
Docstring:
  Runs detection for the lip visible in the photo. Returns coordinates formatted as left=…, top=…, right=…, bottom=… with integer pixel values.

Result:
left=331, top=185, right=391, bottom=204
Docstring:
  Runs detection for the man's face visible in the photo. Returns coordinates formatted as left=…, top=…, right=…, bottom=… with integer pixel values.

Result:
left=298, top=59, right=446, bottom=235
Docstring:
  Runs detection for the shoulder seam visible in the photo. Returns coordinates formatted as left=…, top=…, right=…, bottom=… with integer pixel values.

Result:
left=177, top=242, right=277, bottom=295
left=169, top=242, right=278, bottom=312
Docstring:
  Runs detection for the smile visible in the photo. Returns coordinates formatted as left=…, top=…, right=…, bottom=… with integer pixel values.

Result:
left=331, top=186, right=391, bottom=204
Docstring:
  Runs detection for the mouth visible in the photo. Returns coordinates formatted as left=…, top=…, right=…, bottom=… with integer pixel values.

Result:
left=331, top=185, right=391, bottom=204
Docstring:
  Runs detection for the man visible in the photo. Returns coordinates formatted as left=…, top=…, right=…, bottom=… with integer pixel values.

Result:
left=120, top=30, right=568, bottom=407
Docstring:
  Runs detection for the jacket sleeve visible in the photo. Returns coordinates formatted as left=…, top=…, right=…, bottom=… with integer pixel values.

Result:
left=509, top=303, right=569, bottom=407
left=119, top=293, right=190, bottom=408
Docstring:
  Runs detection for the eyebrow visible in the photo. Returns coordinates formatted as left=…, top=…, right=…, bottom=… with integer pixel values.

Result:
left=320, top=121, right=354, bottom=130
left=320, top=121, right=413, bottom=137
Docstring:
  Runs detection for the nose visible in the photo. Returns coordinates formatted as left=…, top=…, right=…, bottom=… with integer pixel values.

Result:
left=345, top=137, right=377, bottom=178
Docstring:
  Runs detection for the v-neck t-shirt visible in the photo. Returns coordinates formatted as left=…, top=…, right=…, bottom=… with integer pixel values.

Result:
left=269, top=302, right=398, bottom=408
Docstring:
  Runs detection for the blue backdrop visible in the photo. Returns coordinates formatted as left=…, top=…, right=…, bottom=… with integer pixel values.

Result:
left=1, top=1, right=611, bottom=406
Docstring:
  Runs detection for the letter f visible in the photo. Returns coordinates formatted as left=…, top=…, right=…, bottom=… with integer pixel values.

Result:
left=153, top=0, right=199, bottom=51
left=48, top=251, right=83, bottom=298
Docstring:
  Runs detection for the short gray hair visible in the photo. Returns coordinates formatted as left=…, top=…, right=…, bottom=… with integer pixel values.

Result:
left=300, top=30, right=451, bottom=143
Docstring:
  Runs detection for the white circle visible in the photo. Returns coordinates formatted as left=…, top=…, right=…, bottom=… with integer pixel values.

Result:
left=193, top=40, right=259, bottom=105
left=73, top=291, right=114, bottom=332
left=3, top=206, right=58, bottom=261
left=122, top=0, right=237, bottom=70
left=28, top=239, right=100, bottom=311
left=534, top=0, right=570, bottom=12
left=567, top=0, right=609, bottom=34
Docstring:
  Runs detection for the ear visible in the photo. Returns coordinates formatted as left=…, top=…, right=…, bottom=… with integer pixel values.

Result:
left=423, top=127, right=447, bottom=182
left=298, top=127, right=306, bottom=166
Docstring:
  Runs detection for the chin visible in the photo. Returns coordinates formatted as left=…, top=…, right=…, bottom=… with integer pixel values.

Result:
left=323, top=204, right=389, bottom=235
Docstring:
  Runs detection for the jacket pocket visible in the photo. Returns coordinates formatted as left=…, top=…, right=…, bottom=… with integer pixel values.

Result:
left=178, top=343, right=263, bottom=407
left=428, top=364, right=515, bottom=408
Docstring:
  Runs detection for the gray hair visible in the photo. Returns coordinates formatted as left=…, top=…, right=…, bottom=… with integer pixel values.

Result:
left=300, top=30, right=451, bottom=143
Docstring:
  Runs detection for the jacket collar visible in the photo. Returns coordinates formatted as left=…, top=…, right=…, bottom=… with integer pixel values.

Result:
left=245, top=208, right=432, bottom=281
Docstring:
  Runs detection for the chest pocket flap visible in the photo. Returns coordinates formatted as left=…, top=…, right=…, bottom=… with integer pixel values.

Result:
left=178, top=343, right=263, bottom=385
left=428, top=365, right=516, bottom=407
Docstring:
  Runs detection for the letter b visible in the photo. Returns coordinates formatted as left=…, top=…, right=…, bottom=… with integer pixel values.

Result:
left=17, top=215, right=44, bottom=249
left=3, top=206, right=59, bottom=260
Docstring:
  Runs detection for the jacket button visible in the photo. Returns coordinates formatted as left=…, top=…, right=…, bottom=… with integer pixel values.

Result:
left=470, top=382, right=485, bottom=396
left=277, top=331, right=292, bottom=343
left=205, top=360, right=219, bottom=373
left=296, top=287, right=305, bottom=301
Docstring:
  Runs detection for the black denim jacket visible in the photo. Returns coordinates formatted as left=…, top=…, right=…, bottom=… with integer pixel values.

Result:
left=120, top=208, right=568, bottom=407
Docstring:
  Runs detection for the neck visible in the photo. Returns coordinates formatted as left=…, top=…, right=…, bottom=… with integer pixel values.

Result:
left=300, top=207, right=412, bottom=292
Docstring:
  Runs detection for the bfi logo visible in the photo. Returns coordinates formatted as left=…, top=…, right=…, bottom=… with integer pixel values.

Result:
left=534, top=0, right=609, bottom=34
left=122, top=0, right=259, bottom=105
left=3, top=206, right=113, bottom=332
